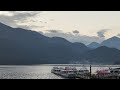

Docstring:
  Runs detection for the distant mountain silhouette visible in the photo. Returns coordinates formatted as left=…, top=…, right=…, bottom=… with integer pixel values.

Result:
left=1, top=22, right=120, bottom=64
left=87, top=42, right=101, bottom=49
left=87, top=37, right=120, bottom=50
left=101, top=36, right=120, bottom=50
left=80, top=46, right=120, bottom=64
left=0, top=22, right=90, bottom=64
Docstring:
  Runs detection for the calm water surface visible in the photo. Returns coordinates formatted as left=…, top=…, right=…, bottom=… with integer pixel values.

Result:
left=0, top=65, right=63, bottom=79
left=0, top=65, right=119, bottom=79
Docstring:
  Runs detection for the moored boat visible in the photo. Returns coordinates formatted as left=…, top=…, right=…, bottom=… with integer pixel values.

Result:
left=109, top=67, right=120, bottom=74
left=60, top=69, right=76, bottom=78
left=96, top=69, right=111, bottom=75
left=51, top=67, right=63, bottom=75
left=109, top=67, right=120, bottom=78
left=60, top=67, right=77, bottom=78
left=76, top=67, right=90, bottom=79
left=51, top=66, right=77, bottom=78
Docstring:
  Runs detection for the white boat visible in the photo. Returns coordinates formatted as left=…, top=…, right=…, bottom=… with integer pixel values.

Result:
left=76, top=66, right=90, bottom=79
left=109, top=68, right=120, bottom=76
left=77, top=69, right=89, bottom=75
left=60, top=70, right=76, bottom=78
left=51, top=67, right=63, bottom=75
left=60, top=67, right=77, bottom=78
left=51, top=66, right=77, bottom=78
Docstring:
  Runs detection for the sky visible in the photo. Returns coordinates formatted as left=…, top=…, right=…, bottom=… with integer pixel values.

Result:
left=0, top=11, right=120, bottom=45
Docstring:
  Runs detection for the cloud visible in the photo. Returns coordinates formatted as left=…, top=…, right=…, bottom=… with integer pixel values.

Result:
left=50, top=19, right=54, bottom=21
left=72, top=30, right=79, bottom=34
left=117, top=34, right=120, bottom=37
left=44, top=30, right=104, bottom=45
left=0, top=11, right=42, bottom=29
left=38, top=31, right=44, bottom=34
left=0, top=11, right=14, bottom=16
left=0, top=11, right=106, bottom=45
left=97, top=29, right=110, bottom=38
left=12, top=11, right=40, bottom=20
left=45, top=30, right=62, bottom=33
left=0, top=15, right=18, bottom=27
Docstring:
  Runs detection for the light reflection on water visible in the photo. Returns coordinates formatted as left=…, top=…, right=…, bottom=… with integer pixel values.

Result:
left=0, top=65, right=119, bottom=79
left=0, top=65, right=63, bottom=79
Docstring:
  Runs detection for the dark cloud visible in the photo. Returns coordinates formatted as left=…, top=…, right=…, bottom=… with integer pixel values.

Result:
left=45, top=30, right=62, bottom=33
left=97, top=29, right=110, bottom=38
left=0, top=11, right=42, bottom=28
left=72, top=30, right=79, bottom=34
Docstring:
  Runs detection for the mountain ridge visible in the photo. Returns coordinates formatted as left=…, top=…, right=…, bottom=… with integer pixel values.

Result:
left=0, top=22, right=120, bottom=65
left=80, top=46, right=120, bottom=64
left=0, top=22, right=90, bottom=64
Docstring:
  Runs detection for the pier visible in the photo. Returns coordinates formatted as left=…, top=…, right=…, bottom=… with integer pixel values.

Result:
left=51, top=65, right=120, bottom=79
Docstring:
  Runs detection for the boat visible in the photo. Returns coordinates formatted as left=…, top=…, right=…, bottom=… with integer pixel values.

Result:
left=109, top=67, right=120, bottom=74
left=95, top=67, right=110, bottom=75
left=76, top=67, right=90, bottom=79
left=92, top=67, right=112, bottom=79
left=51, top=67, right=63, bottom=75
left=109, top=68, right=120, bottom=78
left=51, top=66, right=77, bottom=78
left=77, top=69, right=89, bottom=75
left=96, top=69, right=111, bottom=75
left=60, top=67, right=77, bottom=78
left=64, top=67, right=78, bottom=73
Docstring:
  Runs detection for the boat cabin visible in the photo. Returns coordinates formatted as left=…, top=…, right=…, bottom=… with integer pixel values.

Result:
left=110, top=68, right=120, bottom=73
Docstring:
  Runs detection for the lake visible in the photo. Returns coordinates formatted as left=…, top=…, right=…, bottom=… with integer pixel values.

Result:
left=0, top=64, right=119, bottom=79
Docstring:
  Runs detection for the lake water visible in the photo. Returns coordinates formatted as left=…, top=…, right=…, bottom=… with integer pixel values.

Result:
left=0, top=65, right=119, bottom=79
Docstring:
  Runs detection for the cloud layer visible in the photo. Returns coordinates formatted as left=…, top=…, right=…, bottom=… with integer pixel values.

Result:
left=97, top=29, right=110, bottom=38
left=43, top=30, right=104, bottom=45
left=0, top=11, right=42, bottom=29
left=0, top=11, right=111, bottom=45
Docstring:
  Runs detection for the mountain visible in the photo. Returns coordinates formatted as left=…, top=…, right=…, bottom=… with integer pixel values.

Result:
left=87, top=36, right=120, bottom=50
left=80, top=46, right=120, bottom=64
left=1, top=22, right=120, bottom=65
left=101, top=36, right=120, bottom=50
left=0, top=22, right=90, bottom=64
left=87, top=42, right=100, bottom=49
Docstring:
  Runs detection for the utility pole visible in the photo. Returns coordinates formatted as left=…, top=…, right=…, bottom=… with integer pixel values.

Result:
left=90, top=65, right=91, bottom=79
